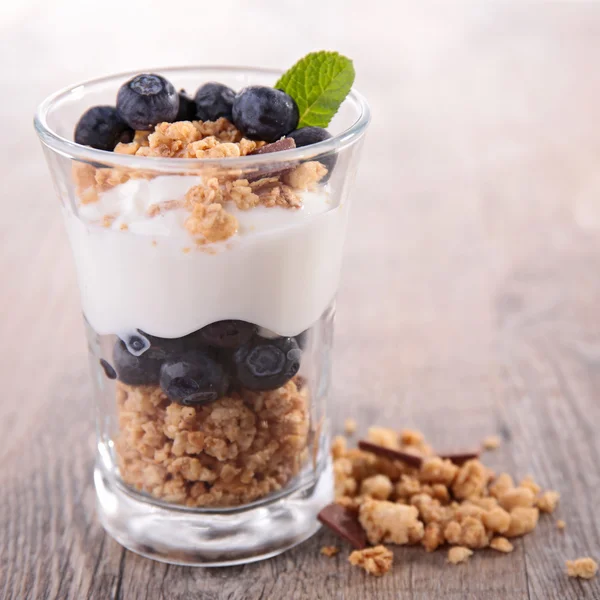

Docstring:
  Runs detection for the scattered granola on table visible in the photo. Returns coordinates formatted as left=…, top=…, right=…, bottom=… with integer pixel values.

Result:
left=319, top=424, right=579, bottom=578
left=320, top=546, right=340, bottom=557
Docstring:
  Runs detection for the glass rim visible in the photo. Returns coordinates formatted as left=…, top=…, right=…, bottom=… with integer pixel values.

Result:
left=34, top=65, right=371, bottom=172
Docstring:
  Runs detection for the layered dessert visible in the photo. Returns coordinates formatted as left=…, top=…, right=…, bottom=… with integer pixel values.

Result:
left=68, top=53, right=355, bottom=508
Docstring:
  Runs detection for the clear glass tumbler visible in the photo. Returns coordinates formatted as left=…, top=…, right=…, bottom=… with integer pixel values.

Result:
left=34, top=67, right=369, bottom=566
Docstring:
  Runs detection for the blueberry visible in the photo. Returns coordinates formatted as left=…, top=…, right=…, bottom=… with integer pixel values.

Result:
left=160, top=350, right=229, bottom=405
left=194, top=82, right=235, bottom=122
left=116, top=74, right=179, bottom=130
left=288, top=127, right=337, bottom=179
left=176, top=89, right=198, bottom=121
left=199, top=320, right=257, bottom=349
left=113, top=340, right=164, bottom=385
left=232, top=86, right=299, bottom=143
left=232, top=336, right=301, bottom=391
left=74, top=106, right=133, bottom=151
left=99, top=359, right=117, bottom=380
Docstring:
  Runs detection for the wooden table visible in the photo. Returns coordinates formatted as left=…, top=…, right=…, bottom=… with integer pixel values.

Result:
left=2, top=2, right=599, bottom=598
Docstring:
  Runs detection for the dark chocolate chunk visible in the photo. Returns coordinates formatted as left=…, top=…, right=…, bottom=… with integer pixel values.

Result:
left=317, top=503, right=367, bottom=549
left=247, top=137, right=296, bottom=182
left=438, top=450, right=481, bottom=466
left=357, top=440, right=424, bottom=468
left=250, top=137, right=296, bottom=155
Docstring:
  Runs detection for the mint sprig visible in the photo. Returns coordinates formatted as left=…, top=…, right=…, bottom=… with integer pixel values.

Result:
left=275, top=51, right=355, bottom=128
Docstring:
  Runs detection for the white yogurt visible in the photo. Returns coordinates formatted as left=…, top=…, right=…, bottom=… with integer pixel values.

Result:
left=66, top=176, right=349, bottom=338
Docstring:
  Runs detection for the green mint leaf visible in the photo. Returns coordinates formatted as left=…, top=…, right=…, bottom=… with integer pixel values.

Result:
left=275, top=51, right=355, bottom=128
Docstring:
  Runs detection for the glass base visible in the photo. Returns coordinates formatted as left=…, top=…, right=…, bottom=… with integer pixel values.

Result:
left=95, top=459, right=333, bottom=566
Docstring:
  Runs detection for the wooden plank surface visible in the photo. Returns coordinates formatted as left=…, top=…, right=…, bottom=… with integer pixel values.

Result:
left=1, top=2, right=600, bottom=598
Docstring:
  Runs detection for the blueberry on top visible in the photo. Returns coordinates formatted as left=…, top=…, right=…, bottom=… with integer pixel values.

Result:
left=288, top=126, right=337, bottom=178
left=232, top=86, right=299, bottom=143
left=160, top=350, right=228, bottom=406
left=74, top=106, right=133, bottom=151
left=232, top=336, right=301, bottom=391
left=116, top=74, right=179, bottom=130
left=287, top=126, right=331, bottom=147
left=194, top=82, right=235, bottom=122
left=176, top=89, right=198, bottom=121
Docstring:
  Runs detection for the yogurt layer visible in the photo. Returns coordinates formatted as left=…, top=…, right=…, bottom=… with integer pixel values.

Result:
left=66, top=176, right=349, bottom=338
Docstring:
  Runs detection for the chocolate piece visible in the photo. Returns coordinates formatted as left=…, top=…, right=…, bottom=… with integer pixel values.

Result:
left=358, top=440, right=423, bottom=468
left=317, top=503, right=367, bottom=549
left=250, top=137, right=296, bottom=155
left=247, top=138, right=296, bottom=181
left=438, top=450, right=481, bottom=466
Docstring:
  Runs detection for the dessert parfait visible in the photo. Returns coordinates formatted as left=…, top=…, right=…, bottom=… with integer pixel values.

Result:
left=35, top=52, right=369, bottom=564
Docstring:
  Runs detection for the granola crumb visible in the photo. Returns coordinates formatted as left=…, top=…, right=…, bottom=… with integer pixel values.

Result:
left=422, top=522, right=445, bottom=552
left=483, top=435, right=501, bottom=450
left=448, top=546, right=473, bottom=564
left=498, top=487, right=535, bottom=511
left=185, top=203, right=238, bottom=242
left=452, top=460, right=489, bottom=499
left=482, top=507, right=511, bottom=534
left=490, top=537, right=514, bottom=553
left=344, top=418, right=357, bottom=435
left=536, top=490, right=560, bottom=514
left=331, top=435, right=348, bottom=460
left=505, top=507, right=539, bottom=538
left=566, top=557, right=598, bottom=579
left=349, top=545, right=393, bottom=576
left=320, top=545, right=339, bottom=557
left=556, top=519, right=566, bottom=530
left=360, top=474, right=393, bottom=500
left=283, top=161, right=328, bottom=190
left=359, top=499, right=424, bottom=545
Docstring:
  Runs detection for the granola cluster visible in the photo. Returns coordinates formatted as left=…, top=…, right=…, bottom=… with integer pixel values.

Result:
left=327, top=426, right=567, bottom=576
left=566, top=557, right=598, bottom=579
left=72, top=118, right=328, bottom=244
left=114, top=377, right=310, bottom=507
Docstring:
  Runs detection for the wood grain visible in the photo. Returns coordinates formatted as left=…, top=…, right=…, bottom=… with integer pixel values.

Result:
left=2, top=1, right=600, bottom=598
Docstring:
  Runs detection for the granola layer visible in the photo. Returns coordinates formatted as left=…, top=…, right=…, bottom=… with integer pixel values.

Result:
left=115, top=377, right=310, bottom=507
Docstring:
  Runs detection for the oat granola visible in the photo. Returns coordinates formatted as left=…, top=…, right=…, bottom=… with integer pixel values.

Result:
left=348, top=545, right=393, bottom=576
left=448, top=546, right=473, bottom=565
left=323, top=425, right=567, bottom=577
left=115, top=377, right=309, bottom=507
left=565, top=557, right=598, bottom=579
left=72, top=118, right=327, bottom=245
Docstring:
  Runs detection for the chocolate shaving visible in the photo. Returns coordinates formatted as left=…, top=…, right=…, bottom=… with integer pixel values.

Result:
left=438, top=450, right=481, bottom=466
left=247, top=137, right=296, bottom=181
left=358, top=440, right=424, bottom=468
left=250, top=137, right=296, bottom=155
left=317, top=503, right=367, bottom=549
